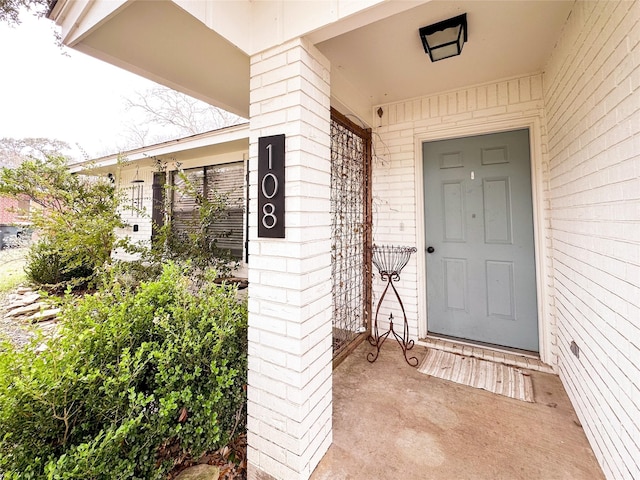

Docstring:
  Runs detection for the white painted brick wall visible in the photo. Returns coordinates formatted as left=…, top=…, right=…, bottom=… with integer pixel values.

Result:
left=248, top=37, right=332, bottom=480
left=543, top=1, right=640, bottom=478
left=372, top=72, right=555, bottom=359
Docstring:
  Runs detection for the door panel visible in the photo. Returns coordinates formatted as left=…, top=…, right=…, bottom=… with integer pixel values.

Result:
left=443, top=181, right=465, bottom=241
left=423, top=129, right=538, bottom=351
left=483, top=177, right=512, bottom=244
left=443, top=258, right=467, bottom=311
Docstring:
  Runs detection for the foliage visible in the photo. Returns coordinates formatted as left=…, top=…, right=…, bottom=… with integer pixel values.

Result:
left=0, top=263, right=248, bottom=479
left=0, top=0, right=48, bottom=26
left=0, top=155, right=128, bottom=288
left=25, top=239, right=94, bottom=286
left=144, top=166, right=240, bottom=282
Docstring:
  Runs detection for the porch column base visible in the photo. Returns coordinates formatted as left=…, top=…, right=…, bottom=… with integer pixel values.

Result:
left=247, top=463, right=277, bottom=480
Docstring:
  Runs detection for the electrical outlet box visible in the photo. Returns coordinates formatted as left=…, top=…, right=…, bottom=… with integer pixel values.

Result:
left=570, top=340, right=580, bottom=358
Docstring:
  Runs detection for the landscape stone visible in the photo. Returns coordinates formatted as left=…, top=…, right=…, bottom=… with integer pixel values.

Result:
left=28, top=308, right=61, bottom=323
left=174, top=464, right=220, bottom=480
left=38, top=319, right=58, bottom=329
left=7, top=293, right=41, bottom=309
left=6, top=302, right=49, bottom=317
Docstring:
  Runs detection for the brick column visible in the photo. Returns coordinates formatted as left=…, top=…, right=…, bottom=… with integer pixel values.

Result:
left=247, top=38, right=332, bottom=480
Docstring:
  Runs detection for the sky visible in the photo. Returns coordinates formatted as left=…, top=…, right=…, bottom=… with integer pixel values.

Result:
left=0, top=11, right=161, bottom=159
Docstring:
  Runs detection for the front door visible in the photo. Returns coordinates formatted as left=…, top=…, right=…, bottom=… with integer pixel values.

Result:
left=423, top=129, right=538, bottom=351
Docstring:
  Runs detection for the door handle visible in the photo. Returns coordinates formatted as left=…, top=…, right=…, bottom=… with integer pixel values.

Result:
left=427, top=246, right=435, bottom=254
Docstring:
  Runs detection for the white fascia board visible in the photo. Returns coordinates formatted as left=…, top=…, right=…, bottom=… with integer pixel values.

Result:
left=171, top=0, right=427, bottom=56
left=48, top=0, right=129, bottom=48
left=51, top=0, right=426, bottom=59
left=305, top=0, right=425, bottom=45
left=175, top=0, right=253, bottom=54
left=249, top=0, right=425, bottom=55
left=69, top=123, right=249, bottom=173
left=174, top=0, right=393, bottom=56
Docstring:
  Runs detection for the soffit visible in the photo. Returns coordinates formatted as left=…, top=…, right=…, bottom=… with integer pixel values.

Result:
left=77, top=0, right=250, bottom=117
left=58, top=0, right=571, bottom=123
left=315, top=0, right=573, bottom=107
left=71, top=125, right=250, bottom=174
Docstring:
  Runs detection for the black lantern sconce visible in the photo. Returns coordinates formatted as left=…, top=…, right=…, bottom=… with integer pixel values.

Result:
left=419, top=13, right=467, bottom=62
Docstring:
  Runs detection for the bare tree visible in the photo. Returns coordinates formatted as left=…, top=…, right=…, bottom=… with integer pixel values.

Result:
left=121, top=86, right=245, bottom=149
left=119, top=123, right=153, bottom=150
left=0, top=137, right=70, bottom=168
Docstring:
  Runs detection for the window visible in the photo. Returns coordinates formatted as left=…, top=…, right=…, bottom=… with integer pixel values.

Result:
left=171, top=162, right=245, bottom=258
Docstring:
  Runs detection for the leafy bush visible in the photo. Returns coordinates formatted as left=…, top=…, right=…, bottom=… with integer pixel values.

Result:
left=0, top=155, right=129, bottom=289
left=0, top=263, right=247, bottom=479
left=25, top=240, right=94, bottom=287
left=145, top=167, right=240, bottom=284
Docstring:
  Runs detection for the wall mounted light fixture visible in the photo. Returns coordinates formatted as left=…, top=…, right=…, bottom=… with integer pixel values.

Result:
left=419, top=13, right=467, bottom=62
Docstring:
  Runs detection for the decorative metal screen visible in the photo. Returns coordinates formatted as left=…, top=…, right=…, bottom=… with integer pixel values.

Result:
left=330, top=108, right=372, bottom=363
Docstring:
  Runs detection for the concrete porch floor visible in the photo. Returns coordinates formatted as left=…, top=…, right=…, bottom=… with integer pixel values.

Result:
left=311, top=342, right=604, bottom=480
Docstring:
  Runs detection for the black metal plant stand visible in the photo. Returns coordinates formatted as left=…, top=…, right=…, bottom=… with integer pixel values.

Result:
left=368, top=245, right=418, bottom=366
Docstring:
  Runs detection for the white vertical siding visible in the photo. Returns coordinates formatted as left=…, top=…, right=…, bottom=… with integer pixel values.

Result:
left=112, top=167, right=154, bottom=261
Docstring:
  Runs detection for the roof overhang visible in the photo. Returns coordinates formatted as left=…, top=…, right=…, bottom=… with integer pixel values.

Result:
left=47, top=0, right=424, bottom=121
left=71, top=123, right=249, bottom=174
left=49, top=1, right=573, bottom=128
left=50, top=0, right=250, bottom=117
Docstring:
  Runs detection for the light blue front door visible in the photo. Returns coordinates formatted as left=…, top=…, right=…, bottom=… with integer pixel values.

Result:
left=423, top=129, right=539, bottom=352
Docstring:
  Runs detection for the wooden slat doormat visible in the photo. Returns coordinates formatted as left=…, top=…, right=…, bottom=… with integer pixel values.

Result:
left=417, top=349, right=534, bottom=402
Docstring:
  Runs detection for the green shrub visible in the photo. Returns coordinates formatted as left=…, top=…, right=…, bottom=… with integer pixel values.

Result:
left=25, top=240, right=94, bottom=287
left=0, top=155, right=130, bottom=289
left=143, top=167, right=240, bottom=285
left=0, top=263, right=247, bottom=479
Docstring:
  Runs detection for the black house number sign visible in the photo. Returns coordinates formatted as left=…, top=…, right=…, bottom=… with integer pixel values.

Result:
left=258, top=134, right=285, bottom=238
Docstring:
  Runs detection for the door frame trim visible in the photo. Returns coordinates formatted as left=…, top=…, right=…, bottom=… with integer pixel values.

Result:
left=414, top=115, right=552, bottom=365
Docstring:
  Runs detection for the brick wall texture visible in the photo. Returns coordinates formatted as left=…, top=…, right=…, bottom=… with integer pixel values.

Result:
left=372, top=73, right=553, bottom=354
left=0, top=196, right=27, bottom=224
left=0, top=197, right=19, bottom=224
left=247, top=38, right=333, bottom=480
left=543, top=1, right=640, bottom=478
left=372, top=1, right=639, bottom=478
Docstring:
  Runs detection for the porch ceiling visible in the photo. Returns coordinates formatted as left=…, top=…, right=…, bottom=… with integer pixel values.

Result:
left=74, top=0, right=250, bottom=117
left=315, top=0, right=573, bottom=108
left=59, top=0, right=571, bottom=126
